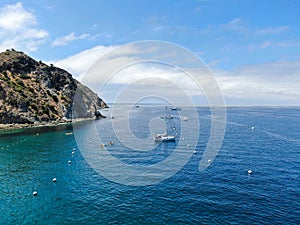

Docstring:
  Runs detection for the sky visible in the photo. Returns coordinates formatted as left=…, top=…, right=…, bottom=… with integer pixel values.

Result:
left=0, top=0, right=299, bottom=105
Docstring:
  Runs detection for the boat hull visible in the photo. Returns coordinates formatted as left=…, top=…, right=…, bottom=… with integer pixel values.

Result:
left=154, top=134, right=176, bottom=142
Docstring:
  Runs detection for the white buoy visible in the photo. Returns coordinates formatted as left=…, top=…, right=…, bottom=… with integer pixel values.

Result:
left=208, top=159, right=212, bottom=163
left=33, top=191, right=38, bottom=196
left=187, top=144, right=190, bottom=147
left=251, top=127, right=255, bottom=131
left=52, top=178, right=57, bottom=182
left=68, top=160, right=71, bottom=164
left=73, top=147, right=76, bottom=151
left=248, top=170, right=253, bottom=175
left=100, top=144, right=105, bottom=148
left=72, top=151, right=75, bottom=155
left=193, top=150, right=197, bottom=154
left=183, top=117, right=188, bottom=121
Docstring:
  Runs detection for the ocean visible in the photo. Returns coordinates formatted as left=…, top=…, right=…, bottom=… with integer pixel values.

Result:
left=0, top=106, right=299, bottom=224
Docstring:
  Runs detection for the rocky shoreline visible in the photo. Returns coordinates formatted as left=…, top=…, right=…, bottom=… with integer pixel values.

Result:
left=0, top=117, right=101, bottom=131
left=0, top=49, right=107, bottom=126
left=0, top=120, right=71, bottom=131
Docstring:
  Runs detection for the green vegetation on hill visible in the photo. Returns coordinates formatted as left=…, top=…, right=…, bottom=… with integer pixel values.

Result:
left=0, top=49, right=107, bottom=125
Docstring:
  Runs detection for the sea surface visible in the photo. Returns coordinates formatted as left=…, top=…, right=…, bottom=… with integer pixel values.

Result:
left=0, top=106, right=300, bottom=224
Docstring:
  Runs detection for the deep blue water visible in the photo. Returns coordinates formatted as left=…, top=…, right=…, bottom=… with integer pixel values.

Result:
left=0, top=107, right=300, bottom=224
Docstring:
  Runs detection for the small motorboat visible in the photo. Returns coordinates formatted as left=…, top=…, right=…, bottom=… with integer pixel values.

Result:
left=154, top=133, right=176, bottom=142
left=171, top=107, right=182, bottom=111
left=160, top=115, right=174, bottom=119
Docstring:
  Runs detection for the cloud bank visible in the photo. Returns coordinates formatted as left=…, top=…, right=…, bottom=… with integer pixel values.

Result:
left=0, top=2, right=49, bottom=52
left=216, top=61, right=300, bottom=105
left=51, top=45, right=117, bottom=77
left=52, top=44, right=300, bottom=106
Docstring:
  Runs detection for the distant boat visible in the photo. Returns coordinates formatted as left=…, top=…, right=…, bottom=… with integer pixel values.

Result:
left=154, top=106, right=177, bottom=142
left=171, top=107, right=181, bottom=111
left=154, top=133, right=176, bottom=142
left=160, top=115, right=174, bottom=119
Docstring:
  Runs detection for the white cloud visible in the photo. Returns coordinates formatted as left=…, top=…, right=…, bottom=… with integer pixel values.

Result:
left=49, top=43, right=219, bottom=105
left=194, top=6, right=201, bottom=13
left=260, top=41, right=271, bottom=49
left=51, top=32, right=91, bottom=46
left=247, top=45, right=255, bottom=52
left=215, top=60, right=300, bottom=105
left=277, top=41, right=300, bottom=47
left=0, top=2, right=34, bottom=30
left=51, top=44, right=300, bottom=106
left=199, top=18, right=247, bottom=35
left=0, top=2, right=49, bottom=52
left=50, top=45, right=117, bottom=77
left=255, top=26, right=289, bottom=35
left=198, top=18, right=290, bottom=41
left=221, top=18, right=246, bottom=33
left=248, top=39, right=300, bottom=51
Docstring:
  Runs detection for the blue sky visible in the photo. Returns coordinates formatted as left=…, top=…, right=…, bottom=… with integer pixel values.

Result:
left=0, top=0, right=299, bottom=105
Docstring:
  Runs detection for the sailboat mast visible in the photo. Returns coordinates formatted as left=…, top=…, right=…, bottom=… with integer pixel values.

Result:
left=165, top=106, right=178, bottom=137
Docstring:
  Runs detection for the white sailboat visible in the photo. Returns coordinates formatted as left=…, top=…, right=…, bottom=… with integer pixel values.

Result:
left=154, top=106, right=177, bottom=142
left=154, top=132, right=176, bottom=142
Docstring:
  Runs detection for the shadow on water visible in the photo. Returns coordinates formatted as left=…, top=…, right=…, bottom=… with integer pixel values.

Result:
left=0, top=123, right=73, bottom=138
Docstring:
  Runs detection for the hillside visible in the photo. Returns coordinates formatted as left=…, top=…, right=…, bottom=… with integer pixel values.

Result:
left=0, top=49, right=107, bottom=128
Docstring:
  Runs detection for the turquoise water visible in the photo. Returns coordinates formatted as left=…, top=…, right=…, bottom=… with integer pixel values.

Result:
left=1, top=107, right=300, bottom=224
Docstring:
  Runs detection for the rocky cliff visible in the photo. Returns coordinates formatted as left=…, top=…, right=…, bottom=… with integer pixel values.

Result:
left=0, top=49, right=107, bottom=125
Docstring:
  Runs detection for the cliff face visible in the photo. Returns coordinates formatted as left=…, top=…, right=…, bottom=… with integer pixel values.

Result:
left=0, top=49, right=107, bottom=124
